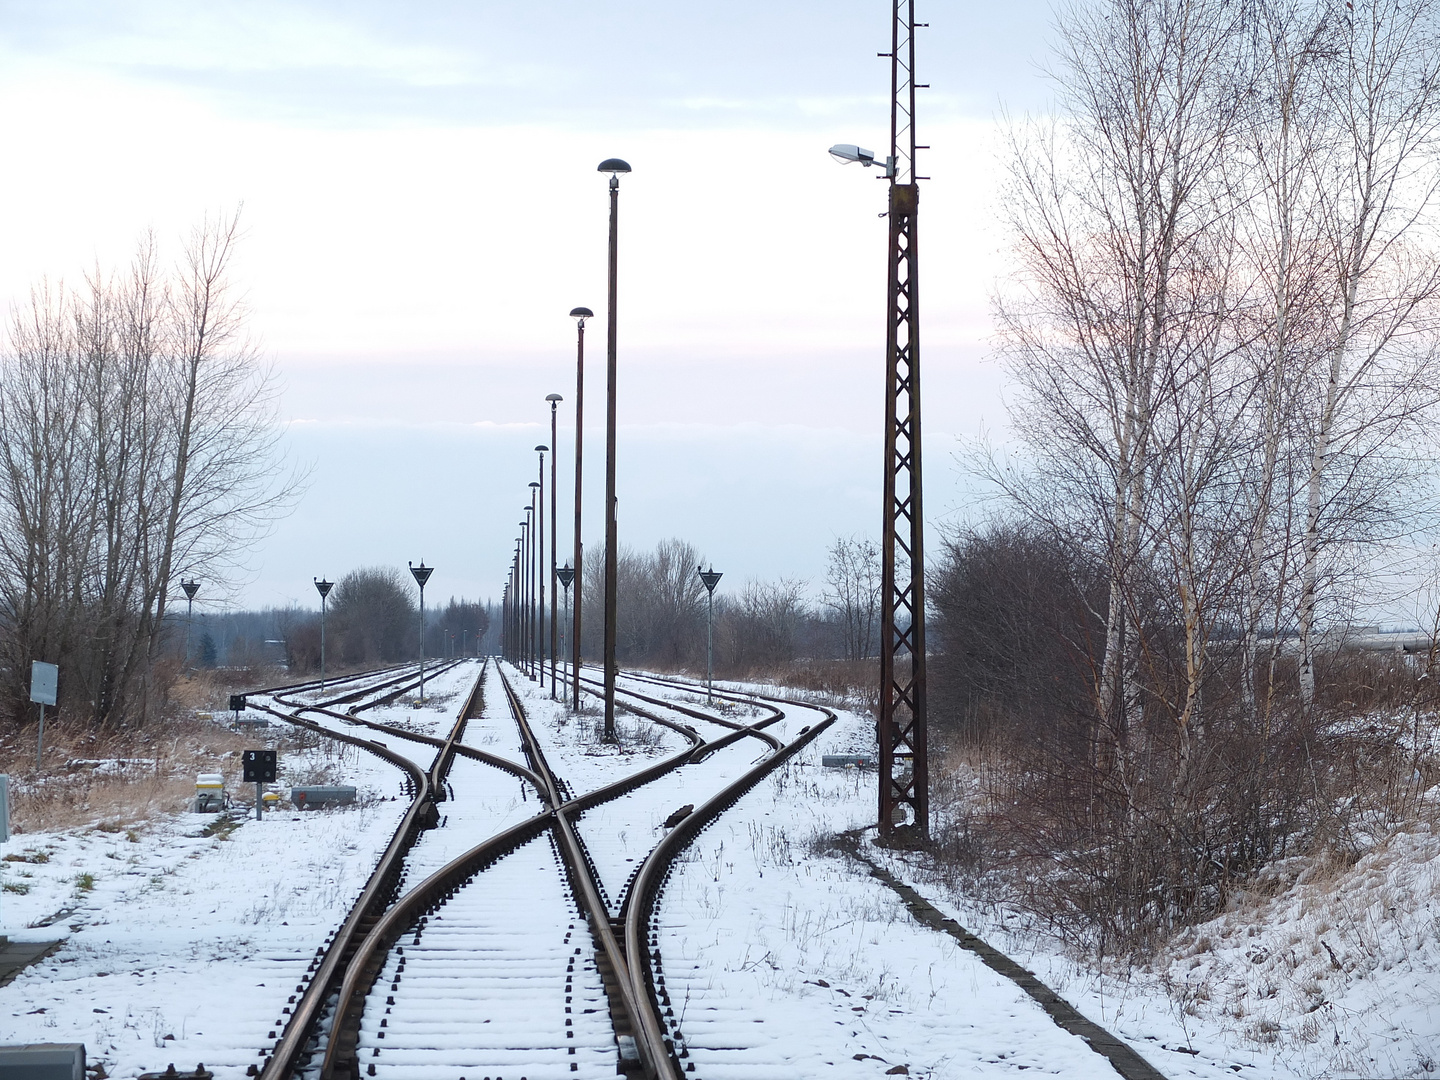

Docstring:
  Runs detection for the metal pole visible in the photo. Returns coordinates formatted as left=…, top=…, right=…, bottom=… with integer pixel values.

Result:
left=524, top=518, right=535, bottom=676
left=535, top=458, right=545, bottom=690
left=320, top=595, right=326, bottom=689
left=410, top=561, right=433, bottom=703
left=572, top=313, right=589, bottom=712
left=528, top=495, right=538, bottom=678
left=35, top=703, right=44, bottom=770
left=548, top=396, right=561, bottom=699
left=707, top=588, right=714, bottom=704
left=877, top=0, right=928, bottom=840
left=181, top=580, right=199, bottom=670
left=602, top=164, right=626, bottom=742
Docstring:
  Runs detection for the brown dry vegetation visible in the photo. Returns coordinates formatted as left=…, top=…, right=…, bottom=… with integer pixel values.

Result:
left=923, top=650, right=1440, bottom=955
left=0, top=667, right=298, bottom=835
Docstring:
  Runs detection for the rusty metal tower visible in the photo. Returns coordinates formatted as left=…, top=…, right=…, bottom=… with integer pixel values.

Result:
left=879, top=0, right=928, bottom=840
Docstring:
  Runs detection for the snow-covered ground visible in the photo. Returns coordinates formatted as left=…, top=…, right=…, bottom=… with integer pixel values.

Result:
left=854, top=829, right=1440, bottom=1080
left=0, top=731, right=410, bottom=1079
left=2, top=661, right=1432, bottom=1080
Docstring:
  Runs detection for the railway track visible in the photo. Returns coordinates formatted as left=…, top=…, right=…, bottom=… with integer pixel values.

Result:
left=241, top=657, right=831, bottom=1080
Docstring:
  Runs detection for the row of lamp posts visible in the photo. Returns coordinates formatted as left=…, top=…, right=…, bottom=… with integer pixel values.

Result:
left=496, top=160, right=732, bottom=739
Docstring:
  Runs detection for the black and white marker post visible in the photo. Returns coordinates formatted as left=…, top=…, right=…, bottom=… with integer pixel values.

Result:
left=409, top=562, right=433, bottom=703
left=180, top=580, right=200, bottom=669
left=314, top=577, right=334, bottom=692
left=243, top=749, right=277, bottom=822
left=697, top=566, right=723, bottom=704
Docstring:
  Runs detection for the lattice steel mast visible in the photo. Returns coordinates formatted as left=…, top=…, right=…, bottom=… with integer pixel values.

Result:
left=878, top=0, right=928, bottom=840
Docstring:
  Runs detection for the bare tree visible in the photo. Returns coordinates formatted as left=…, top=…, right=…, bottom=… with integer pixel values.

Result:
left=823, top=534, right=881, bottom=661
left=994, top=0, right=1249, bottom=776
left=1294, top=0, right=1440, bottom=704
left=0, top=212, right=300, bottom=727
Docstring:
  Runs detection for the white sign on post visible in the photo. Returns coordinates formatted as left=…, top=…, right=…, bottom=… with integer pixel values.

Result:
left=29, top=661, right=57, bottom=706
left=30, top=661, right=57, bottom=769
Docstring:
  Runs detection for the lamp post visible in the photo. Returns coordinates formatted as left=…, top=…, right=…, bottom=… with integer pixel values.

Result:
left=181, top=580, right=200, bottom=668
left=524, top=515, right=535, bottom=676
left=569, top=307, right=592, bottom=712
left=828, top=0, right=929, bottom=840
left=546, top=393, right=562, bottom=699
left=533, top=451, right=546, bottom=690
left=557, top=564, right=575, bottom=695
left=598, top=157, right=630, bottom=741
left=698, top=566, right=723, bottom=703
left=314, top=577, right=333, bottom=691
left=528, top=483, right=540, bottom=681
left=409, top=561, right=433, bottom=703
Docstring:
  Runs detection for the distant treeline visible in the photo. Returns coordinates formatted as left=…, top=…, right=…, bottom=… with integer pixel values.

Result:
left=201, top=568, right=495, bottom=674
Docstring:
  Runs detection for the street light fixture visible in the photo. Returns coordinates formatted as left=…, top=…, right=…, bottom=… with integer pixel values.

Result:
left=314, top=577, right=334, bottom=692
left=598, top=157, right=630, bottom=742
left=698, top=566, right=723, bottom=703
left=409, top=561, right=433, bottom=703
left=545, top=393, right=562, bottom=700
left=569, top=306, right=592, bottom=711
left=828, top=143, right=894, bottom=176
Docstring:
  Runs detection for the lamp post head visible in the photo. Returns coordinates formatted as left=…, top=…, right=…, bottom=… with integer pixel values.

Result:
left=829, top=143, right=876, bottom=166
left=535, top=444, right=548, bottom=454
left=570, top=306, right=594, bottom=327
left=181, top=580, right=200, bottom=601
left=599, top=158, right=630, bottom=191
left=314, top=577, right=333, bottom=600
left=829, top=142, right=895, bottom=178
left=546, top=393, right=563, bottom=404
left=529, top=481, right=540, bottom=490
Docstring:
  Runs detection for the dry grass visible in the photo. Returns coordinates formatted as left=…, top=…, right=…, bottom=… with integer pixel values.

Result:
left=0, top=665, right=304, bottom=834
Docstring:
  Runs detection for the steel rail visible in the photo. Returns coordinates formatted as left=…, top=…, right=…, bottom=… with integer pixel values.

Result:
left=496, top=665, right=663, bottom=1077
left=255, top=660, right=483, bottom=1080
left=254, top=659, right=416, bottom=700
left=310, top=663, right=710, bottom=1080
left=573, top=668, right=783, bottom=750
left=287, top=692, right=548, bottom=796
left=269, top=658, right=466, bottom=715
left=622, top=699, right=838, bottom=1079
left=298, top=659, right=791, bottom=1080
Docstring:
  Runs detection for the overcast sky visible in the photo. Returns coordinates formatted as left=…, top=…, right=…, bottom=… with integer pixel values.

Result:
left=0, top=0, right=1060, bottom=613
